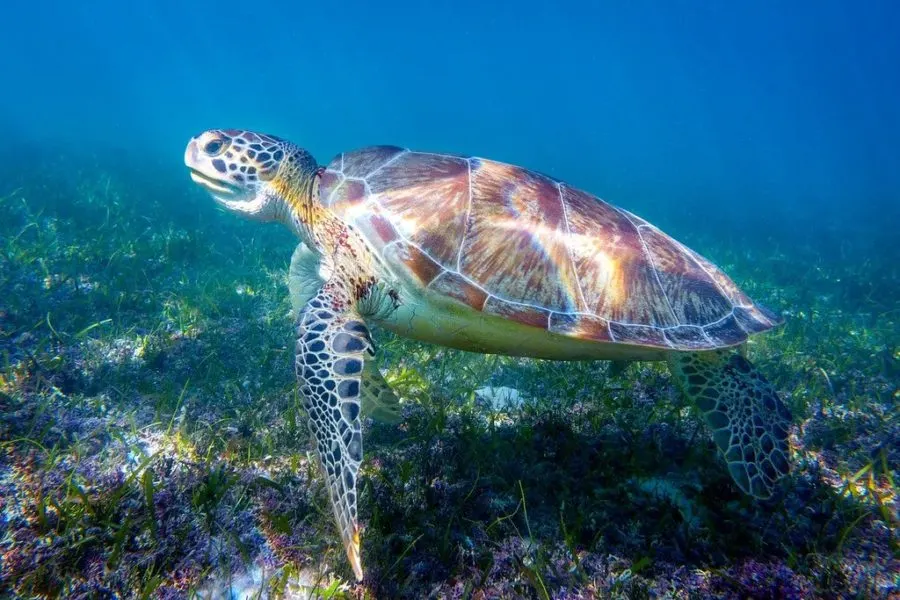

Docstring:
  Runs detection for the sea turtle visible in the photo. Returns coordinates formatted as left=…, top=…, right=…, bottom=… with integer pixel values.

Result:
left=184, top=129, right=792, bottom=581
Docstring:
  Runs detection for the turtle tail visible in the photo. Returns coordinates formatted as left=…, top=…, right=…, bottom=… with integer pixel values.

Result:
left=666, top=350, right=792, bottom=498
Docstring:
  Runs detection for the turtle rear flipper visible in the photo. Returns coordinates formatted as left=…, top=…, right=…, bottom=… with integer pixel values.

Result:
left=295, top=282, right=373, bottom=581
left=667, top=350, right=791, bottom=498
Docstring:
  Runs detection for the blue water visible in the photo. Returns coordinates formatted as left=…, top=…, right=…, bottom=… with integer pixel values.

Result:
left=2, top=0, right=898, bottom=238
left=2, top=3, right=899, bottom=596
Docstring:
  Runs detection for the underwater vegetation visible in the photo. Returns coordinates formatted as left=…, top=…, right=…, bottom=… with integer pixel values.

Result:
left=0, top=151, right=897, bottom=599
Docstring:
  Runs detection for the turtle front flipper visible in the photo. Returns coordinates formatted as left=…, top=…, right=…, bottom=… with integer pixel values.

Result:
left=289, top=244, right=400, bottom=427
left=289, top=241, right=324, bottom=317
left=295, top=282, right=374, bottom=581
left=667, top=350, right=792, bottom=498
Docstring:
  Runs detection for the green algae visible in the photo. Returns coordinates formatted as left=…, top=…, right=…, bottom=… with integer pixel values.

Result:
left=0, top=156, right=897, bottom=599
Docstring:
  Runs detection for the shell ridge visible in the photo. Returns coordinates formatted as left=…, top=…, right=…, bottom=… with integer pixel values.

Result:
left=701, top=308, right=742, bottom=331
left=412, top=150, right=470, bottom=160
left=381, top=239, right=402, bottom=254
left=335, top=173, right=374, bottom=198
left=362, top=149, right=409, bottom=181
left=633, top=222, right=680, bottom=326
left=664, top=227, right=745, bottom=311
left=557, top=182, right=588, bottom=313
left=608, top=320, right=676, bottom=348
left=612, top=205, right=679, bottom=327
left=454, top=158, right=474, bottom=273
left=325, top=173, right=347, bottom=207
left=731, top=309, right=752, bottom=335
left=394, top=238, right=452, bottom=282
left=696, top=324, right=716, bottom=345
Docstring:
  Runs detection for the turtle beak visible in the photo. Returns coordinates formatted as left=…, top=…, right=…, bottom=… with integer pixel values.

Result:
left=184, top=137, right=202, bottom=170
left=184, top=138, right=245, bottom=203
left=188, top=169, right=240, bottom=197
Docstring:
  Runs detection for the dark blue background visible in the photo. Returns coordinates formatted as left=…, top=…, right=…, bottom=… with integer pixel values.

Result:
left=2, top=0, right=897, bottom=236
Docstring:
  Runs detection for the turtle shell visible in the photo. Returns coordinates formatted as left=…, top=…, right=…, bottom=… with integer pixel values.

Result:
left=318, top=146, right=782, bottom=350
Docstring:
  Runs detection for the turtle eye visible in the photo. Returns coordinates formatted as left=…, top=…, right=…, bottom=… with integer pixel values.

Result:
left=204, top=139, right=225, bottom=155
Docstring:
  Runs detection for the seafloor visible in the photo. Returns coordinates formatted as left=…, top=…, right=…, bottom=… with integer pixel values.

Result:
left=0, top=152, right=897, bottom=599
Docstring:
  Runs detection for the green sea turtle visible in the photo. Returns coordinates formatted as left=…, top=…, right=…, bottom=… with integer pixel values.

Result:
left=184, top=129, right=792, bottom=581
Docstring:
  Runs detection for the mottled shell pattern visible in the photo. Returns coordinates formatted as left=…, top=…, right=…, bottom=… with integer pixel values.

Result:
left=319, top=147, right=781, bottom=350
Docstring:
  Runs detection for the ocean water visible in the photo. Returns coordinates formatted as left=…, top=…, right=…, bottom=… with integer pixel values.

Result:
left=1, top=1, right=897, bottom=598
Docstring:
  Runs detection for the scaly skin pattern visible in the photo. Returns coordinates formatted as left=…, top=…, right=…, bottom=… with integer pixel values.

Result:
left=295, top=282, right=374, bottom=581
left=184, top=129, right=793, bottom=581
left=667, top=350, right=791, bottom=498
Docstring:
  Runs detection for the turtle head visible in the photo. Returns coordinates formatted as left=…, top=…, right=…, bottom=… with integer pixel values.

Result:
left=185, top=129, right=318, bottom=226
